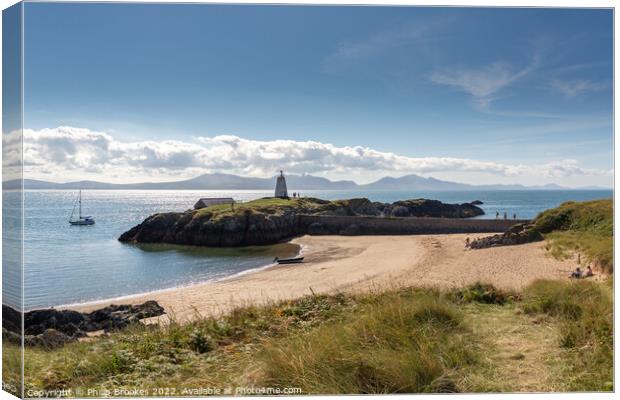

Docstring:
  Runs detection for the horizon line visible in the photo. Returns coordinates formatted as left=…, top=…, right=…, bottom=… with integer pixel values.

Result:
left=5, top=172, right=613, bottom=190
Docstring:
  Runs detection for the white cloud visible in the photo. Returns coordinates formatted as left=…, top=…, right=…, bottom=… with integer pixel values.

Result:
left=430, top=60, right=538, bottom=109
left=2, top=129, right=23, bottom=181
left=5, top=126, right=610, bottom=184
left=536, top=159, right=611, bottom=178
left=550, top=79, right=608, bottom=98
left=196, top=134, right=526, bottom=176
left=2, top=129, right=22, bottom=168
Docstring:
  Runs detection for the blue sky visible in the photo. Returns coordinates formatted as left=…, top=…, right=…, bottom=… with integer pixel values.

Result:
left=19, top=3, right=613, bottom=186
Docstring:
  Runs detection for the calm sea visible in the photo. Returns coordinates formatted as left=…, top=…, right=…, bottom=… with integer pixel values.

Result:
left=3, top=189, right=612, bottom=310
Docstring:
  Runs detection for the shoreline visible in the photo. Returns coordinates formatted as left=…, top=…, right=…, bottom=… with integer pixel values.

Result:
left=66, top=235, right=428, bottom=318
left=49, top=242, right=308, bottom=312
left=66, top=234, right=580, bottom=322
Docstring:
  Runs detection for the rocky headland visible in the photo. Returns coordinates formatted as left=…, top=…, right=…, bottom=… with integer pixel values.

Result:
left=118, top=197, right=485, bottom=246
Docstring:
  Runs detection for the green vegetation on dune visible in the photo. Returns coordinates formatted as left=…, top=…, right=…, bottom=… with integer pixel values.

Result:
left=15, top=281, right=612, bottom=394
left=533, top=199, right=612, bottom=234
left=2, top=342, right=21, bottom=396
left=449, top=282, right=517, bottom=305
left=533, top=199, right=613, bottom=272
left=522, top=279, right=613, bottom=391
left=259, top=291, right=487, bottom=394
left=16, top=289, right=491, bottom=394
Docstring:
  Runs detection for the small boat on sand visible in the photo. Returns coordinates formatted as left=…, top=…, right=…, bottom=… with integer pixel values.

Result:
left=274, top=257, right=304, bottom=265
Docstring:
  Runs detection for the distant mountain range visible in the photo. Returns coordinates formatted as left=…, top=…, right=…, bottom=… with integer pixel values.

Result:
left=3, top=173, right=610, bottom=191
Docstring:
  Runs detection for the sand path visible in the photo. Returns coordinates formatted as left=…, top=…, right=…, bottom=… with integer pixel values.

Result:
left=69, top=234, right=578, bottom=322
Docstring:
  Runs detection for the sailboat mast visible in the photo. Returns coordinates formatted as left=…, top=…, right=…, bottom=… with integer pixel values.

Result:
left=79, top=190, right=82, bottom=219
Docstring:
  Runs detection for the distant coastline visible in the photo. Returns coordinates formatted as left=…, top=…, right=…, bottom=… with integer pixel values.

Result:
left=3, top=172, right=611, bottom=191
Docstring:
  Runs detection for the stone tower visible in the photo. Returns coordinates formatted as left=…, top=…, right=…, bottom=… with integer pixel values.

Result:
left=274, top=170, right=288, bottom=198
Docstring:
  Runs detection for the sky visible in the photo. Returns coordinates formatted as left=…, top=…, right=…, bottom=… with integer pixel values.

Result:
left=13, top=3, right=614, bottom=187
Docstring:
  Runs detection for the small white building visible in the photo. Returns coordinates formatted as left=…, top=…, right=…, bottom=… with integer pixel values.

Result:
left=194, top=197, right=235, bottom=210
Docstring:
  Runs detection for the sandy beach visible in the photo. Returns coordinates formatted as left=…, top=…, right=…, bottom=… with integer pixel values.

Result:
left=69, top=234, right=581, bottom=322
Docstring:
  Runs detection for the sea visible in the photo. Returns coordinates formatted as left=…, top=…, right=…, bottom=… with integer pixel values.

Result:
left=2, top=189, right=613, bottom=310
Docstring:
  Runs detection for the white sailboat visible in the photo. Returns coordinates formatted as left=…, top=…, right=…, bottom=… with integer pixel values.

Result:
left=69, top=190, right=95, bottom=226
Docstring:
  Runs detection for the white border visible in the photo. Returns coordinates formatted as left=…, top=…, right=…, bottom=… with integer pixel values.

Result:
left=0, top=1, right=616, bottom=400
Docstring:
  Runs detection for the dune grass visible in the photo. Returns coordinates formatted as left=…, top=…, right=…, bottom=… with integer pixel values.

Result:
left=15, top=288, right=496, bottom=394
left=2, top=342, right=22, bottom=397
left=533, top=199, right=613, bottom=272
left=18, top=293, right=356, bottom=393
left=14, top=280, right=613, bottom=395
left=521, top=279, right=613, bottom=391
left=545, top=231, right=613, bottom=273
left=258, top=290, right=488, bottom=394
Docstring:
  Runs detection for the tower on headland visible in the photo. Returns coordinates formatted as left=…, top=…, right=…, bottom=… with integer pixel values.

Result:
left=274, top=170, right=288, bottom=198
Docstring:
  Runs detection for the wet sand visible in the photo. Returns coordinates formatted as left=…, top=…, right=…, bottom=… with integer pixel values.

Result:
left=69, top=234, right=579, bottom=322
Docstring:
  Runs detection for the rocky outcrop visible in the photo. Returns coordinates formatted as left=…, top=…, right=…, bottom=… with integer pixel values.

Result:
left=119, top=208, right=301, bottom=247
left=379, top=199, right=485, bottom=218
left=334, top=198, right=380, bottom=216
left=25, top=329, right=74, bottom=348
left=468, top=223, right=543, bottom=249
left=2, top=301, right=165, bottom=348
left=119, top=197, right=484, bottom=247
left=2, top=304, right=21, bottom=334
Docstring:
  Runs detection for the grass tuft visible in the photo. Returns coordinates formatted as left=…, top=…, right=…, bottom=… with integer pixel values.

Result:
left=449, top=283, right=516, bottom=305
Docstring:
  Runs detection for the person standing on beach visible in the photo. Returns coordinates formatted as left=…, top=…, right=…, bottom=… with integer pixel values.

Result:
left=513, top=213, right=517, bottom=220
left=503, top=212, right=507, bottom=220
left=496, top=211, right=500, bottom=219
